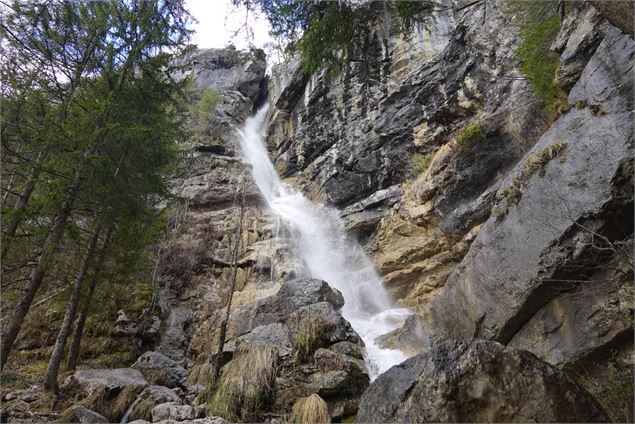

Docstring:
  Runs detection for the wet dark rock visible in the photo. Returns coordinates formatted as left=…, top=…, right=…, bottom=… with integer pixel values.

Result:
left=156, top=307, right=194, bottom=365
left=358, top=339, right=610, bottom=423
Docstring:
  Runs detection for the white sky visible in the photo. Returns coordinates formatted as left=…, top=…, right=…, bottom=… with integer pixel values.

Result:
left=186, top=0, right=274, bottom=51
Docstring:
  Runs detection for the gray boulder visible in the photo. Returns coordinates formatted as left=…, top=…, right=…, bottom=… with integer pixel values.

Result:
left=357, top=339, right=610, bottom=423
left=59, top=405, right=109, bottom=423
left=126, top=385, right=182, bottom=423
left=151, top=402, right=202, bottom=422
left=133, top=351, right=187, bottom=389
left=224, top=322, right=293, bottom=357
left=227, top=278, right=344, bottom=338
left=67, top=368, right=148, bottom=395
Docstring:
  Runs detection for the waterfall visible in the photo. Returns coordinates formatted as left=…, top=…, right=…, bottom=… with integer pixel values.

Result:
left=238, top=105, right=410, bottom=379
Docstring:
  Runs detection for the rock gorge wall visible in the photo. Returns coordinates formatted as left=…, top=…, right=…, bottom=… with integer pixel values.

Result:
left=265, top=0, right=633, bottom=418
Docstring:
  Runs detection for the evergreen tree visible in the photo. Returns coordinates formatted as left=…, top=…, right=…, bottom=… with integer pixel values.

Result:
left=0, top=0, right=192, bottom=373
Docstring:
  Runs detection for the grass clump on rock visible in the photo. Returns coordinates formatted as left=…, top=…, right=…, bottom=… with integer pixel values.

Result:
left=501, top=140, right=567, bottom=204
left=290, top=394, right=331, bottom=424
left=410, top=153, right=433, bottom=174
left=207, top=344, right=279, bottom=422
left=293, top=317, right=334, bottom=362
left=456, top=123, right=485, bottom=150
left=78, top=384, right=141, bottom=422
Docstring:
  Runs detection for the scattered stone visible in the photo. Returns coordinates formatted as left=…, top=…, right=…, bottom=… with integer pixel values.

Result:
left=126, top=385, right=182, bottom=423
left=151, top=402, right=199, bottom=422
left=116, top=311, right=139, bottom=337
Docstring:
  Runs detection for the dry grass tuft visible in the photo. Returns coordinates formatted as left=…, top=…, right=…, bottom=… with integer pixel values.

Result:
left=57, top=405, right=80, bottom=423
left=498, top=141, right=568, bottom=215
left=128, top=391, right=158, bottom=422
left=293, top=317, right=334, bottom=363
left=79, top=384, right=141, bottom=422
left=207, top=344, right=279, bottom=422
left=290, top=394, right=331, bottom=424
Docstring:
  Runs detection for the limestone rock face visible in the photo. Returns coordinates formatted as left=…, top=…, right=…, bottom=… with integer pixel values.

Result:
left=263, top=2, right=633, bottom=419
left=180, top=47, right=266, bottom=104
left=358, top=339, right=610, bottom=423
left=387, top=27, right=634, bottom=362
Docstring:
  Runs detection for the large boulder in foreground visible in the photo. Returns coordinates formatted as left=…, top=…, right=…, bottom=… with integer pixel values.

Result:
left=358, top=339, right=609, bottom=423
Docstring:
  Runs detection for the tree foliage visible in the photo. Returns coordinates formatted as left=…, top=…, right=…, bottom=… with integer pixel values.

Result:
left=0, top=0, right=193, bottom=379
left=234, top=0, right=436, bottom=74
left=506, top=0, right=564, bottom=112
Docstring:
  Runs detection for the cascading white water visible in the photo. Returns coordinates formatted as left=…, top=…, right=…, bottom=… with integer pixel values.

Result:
left=238, top=105, right=410, bottom=379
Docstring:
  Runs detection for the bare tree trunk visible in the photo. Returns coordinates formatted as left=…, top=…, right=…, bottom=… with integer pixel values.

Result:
left=66, top=225, right=114, bottom=371
left=212, top=175, right=247, bottom=381
left=0, top=142, right=97, bottom=371
left=2, top=150, right=46, bottom=258
left=43, top=223, right=101, bottom=392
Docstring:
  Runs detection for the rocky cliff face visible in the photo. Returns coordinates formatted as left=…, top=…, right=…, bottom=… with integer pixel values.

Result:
left=4, top=1, right=632, bottom=422
left=267, top=0, right=633, bottom=421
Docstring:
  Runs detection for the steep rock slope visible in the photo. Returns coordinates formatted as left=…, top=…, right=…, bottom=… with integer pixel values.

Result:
left=267, top=0, right=633, bottom=419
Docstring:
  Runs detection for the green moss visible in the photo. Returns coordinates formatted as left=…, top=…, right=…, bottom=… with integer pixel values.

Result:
left=596, top=356, right=634, bottom=423
left=342, top=414, right=358, bottom=423
left=410, top=153, right=433, bottom=174
left=96, top=352, right=133, bottom=369
left=192, top=88, right=221, bottom=125
left=0, top=372, right=29, bottom=390
left=456, top=123, right=485, bottom=150
left=293, top=317, right=334, bottom=363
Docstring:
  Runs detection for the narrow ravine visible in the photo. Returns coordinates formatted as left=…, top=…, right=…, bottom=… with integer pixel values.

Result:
left=237, top=105, right=410, bottom=379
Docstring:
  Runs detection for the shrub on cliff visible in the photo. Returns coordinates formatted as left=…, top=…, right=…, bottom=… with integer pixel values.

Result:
left=506, top=0, right=564, bottom=112
left=456, top=123, right=485, bottom=150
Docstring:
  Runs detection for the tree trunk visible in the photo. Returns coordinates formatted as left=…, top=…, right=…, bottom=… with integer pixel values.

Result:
left=43, top=224, right=101, bottom=392
left=0, top=142, right=96, bottom=371
left=66, top=225, right=114, bottom=371
left=2, top=150, right=46, bottom=258
left=212, top=175, right=247, bottom=381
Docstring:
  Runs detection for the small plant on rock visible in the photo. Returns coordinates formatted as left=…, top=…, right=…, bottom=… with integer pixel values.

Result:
left=410, top=153, right=433, bottom=174
left=596, top=354, right=634, bottom=422
left=456, top=124, right=485, bottom=150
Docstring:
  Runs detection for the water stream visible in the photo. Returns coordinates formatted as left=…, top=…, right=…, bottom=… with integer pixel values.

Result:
left=238, top=105, right=410, bottom=379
